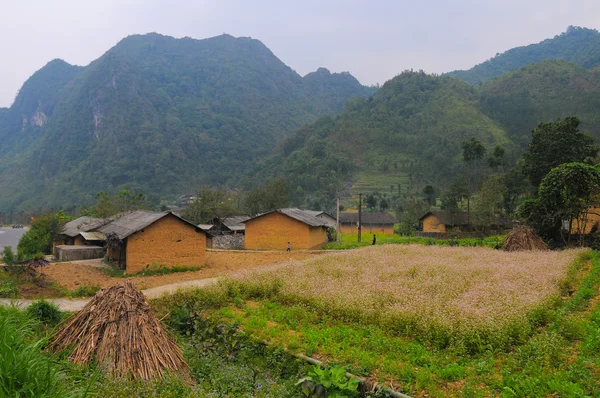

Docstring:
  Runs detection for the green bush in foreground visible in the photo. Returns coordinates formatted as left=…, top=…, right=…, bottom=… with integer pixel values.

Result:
left=0, top=306, right=67, bottom=397
left=26, top=299, right=63, bottom=326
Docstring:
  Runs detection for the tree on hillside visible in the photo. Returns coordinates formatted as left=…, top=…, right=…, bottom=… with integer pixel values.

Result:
left=243, top=178, right=290, bottom=216
left=519, top=162, right=600, bottom=245
left=182, top=187, right=238, bottom=225
left=522, top=117, right=599, bottom=187
left=487, top=145, right=506, bottom=171
left=423, top=185, right=436, bottom=206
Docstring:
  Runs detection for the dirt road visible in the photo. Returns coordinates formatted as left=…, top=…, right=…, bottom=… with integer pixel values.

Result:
left=0, top=277, right=220, bottom=311
left=43, top=250, right=323, bottom=291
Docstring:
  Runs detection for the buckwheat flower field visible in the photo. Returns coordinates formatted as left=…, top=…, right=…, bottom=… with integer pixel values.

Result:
left=223, top=245, right=588, bottom=348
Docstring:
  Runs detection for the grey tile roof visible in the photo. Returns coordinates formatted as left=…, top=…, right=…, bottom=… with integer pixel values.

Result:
left=79, top=231, right=106, bottom=241
left=99, top=211, right=202, bottom=240
left=244, top=208, right=328, bottom=227
left=339, top=212, right=396, bottom=225
left=222, top=216, right=250, bottom=231
left=61, top=217, right=107, bottom=237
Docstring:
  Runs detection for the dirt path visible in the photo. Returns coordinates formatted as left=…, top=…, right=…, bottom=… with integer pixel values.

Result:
left=43, top=250, right=323, bottom=291
left=1, top=250, right=326, bottom=311
left=0, top=277, right=220, bottom=311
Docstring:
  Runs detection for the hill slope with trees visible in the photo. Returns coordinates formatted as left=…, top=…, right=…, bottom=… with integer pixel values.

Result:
left=0, top=33, right=374, bottom=212
left=257, top=59, right=600, bottom=210
left=446, top=26, right=600, bottom=85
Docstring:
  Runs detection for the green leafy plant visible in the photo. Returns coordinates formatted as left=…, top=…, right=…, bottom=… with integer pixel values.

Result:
left=0, top=280, right=18, bottom=298
left=26, top=299, right=62, bottom=326
left=297, top=365, right=360, bottom=397
left=1, top=246, right=16, bottom=264
left=66, top=285, right=101, bottom=297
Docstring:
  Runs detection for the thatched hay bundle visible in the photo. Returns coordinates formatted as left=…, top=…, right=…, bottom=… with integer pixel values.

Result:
left=501, top=226, right=549, bottom=252
left=49, top=281, right=187, bottom=380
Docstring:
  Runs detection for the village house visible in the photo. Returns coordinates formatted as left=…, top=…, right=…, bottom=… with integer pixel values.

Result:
left=304, top=210, right=337, bottom=228
left=568, top=207, right=600, bottom=234
left=199, top=215, right=251, bottom=250
left=244, top=208, right=329, bottom=250
left=339, top=212, right=396, bottom=235
left=53, top=217, right=108, bottom=261
left=419, top=211, right=471, bottom=234
left=54, top=216, right=107, bottom=248
left=99, top=210, right=207, bottom=274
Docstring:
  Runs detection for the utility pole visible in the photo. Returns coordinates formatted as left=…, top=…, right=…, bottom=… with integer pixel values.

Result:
left=358, top=193, right=362, bottom=243
left=336, top=196, right=340, bottom=242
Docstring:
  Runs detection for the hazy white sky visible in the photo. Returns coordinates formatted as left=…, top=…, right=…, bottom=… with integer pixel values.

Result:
left=0, top=0, right=599, bottom=107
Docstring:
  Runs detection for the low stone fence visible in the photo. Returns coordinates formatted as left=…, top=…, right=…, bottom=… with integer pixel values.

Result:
left=210, top=234, right=245, bottom=250
left=54, top=245, right=106, bottom=262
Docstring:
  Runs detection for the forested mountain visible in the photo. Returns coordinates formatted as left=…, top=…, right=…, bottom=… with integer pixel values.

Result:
left=257, top=59, right=600, bottom=209
left=446, top=26, right=600, bottom=85
left=0, top=33, right=374, bottom=212
left=480, top=60, right=600, bottom=149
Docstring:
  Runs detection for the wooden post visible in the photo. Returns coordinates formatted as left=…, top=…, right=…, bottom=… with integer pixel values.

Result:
left=336, top=197, right=340, bottom=242
left=358, top=193, right=362, bottom=243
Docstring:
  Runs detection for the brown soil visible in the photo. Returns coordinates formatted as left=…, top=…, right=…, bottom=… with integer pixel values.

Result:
left=44, top=250, right=323, bottom=291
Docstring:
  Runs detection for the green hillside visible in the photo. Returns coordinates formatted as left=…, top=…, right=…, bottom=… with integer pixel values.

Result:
left=251, top=71, right=511, bottom=208
left=446, top=26, right=600, bottom=85
left=480, top=60, right=600, bottom=149
left=0, top=33, right=374, bottom=212
left=258, top=60, right=600, bottom=210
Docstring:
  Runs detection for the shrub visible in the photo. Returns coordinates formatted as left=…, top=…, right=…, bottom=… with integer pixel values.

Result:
left=67, top=285, right=101, bottom=297
left=26, top=300, right=63, bottom=326
left=0, top=280, right=19, bottom=298
left=2, top=246, right=16, bottom=264
left=0, top=306, right=67, bottom=397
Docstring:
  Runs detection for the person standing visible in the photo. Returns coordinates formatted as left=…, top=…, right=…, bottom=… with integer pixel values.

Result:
left=287, top=242, right=291, bottom=252
left=372, top=234, right=377, bottom=245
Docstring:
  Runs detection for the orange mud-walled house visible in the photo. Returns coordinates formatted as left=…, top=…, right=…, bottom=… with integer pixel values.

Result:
left=99, top=211, right=207, bottom=274
left=339, top=212, right=396, bottom=235
left=244, top=208, right=329, bottom=250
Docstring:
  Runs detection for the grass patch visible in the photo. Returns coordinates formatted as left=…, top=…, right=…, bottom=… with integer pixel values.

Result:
left=101, top=264, right=207, bottom=278
left=66, top=285, right=101, bottom=297
left=210, top=245, right=586, bottom=350
left=156, top=250, right=600, bottom=396
left=324, top=233, right=504, bottom=250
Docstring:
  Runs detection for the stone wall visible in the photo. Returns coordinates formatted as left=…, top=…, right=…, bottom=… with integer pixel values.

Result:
left=54, top=245, right=105, bottom=262
left=211, top=234, right=245, bottom=250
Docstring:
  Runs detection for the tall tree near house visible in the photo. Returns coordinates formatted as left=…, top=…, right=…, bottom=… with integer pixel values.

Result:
left=461, top=137, right=487, bottom=216
left=519, top=162, right=600, bottom=246
left=522, top=117, right=599, bottom=187
left=365, top=194, right=378, bottom=210
left=83, top=189, right=148, bottom=218
left=243, top=178, right=290, bottom=216
left=182, top=186, right=237, bottom=225
left=472, top=174, right=506, bottom=230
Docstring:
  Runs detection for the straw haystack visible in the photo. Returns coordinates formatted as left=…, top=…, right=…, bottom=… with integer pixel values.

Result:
left=49, top=281, right=187, bottom=380
left=501, top=226, right=549, bottom=252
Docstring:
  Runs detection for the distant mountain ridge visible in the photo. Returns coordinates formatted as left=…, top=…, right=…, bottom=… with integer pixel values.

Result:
left=0, top=33, right=374, bottom=212
left=254, top=59, right=600, bottom=209
left=446, top=26, right=600, bottom=85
